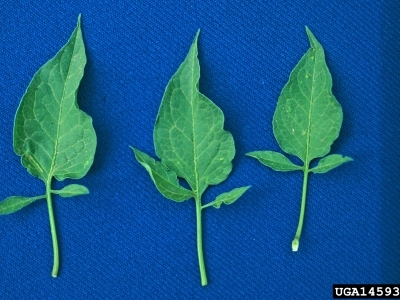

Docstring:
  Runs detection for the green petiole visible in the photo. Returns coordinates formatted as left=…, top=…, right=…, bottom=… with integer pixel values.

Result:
left=292, top=168, right=309, bottom=252
left=45, top=178, right=59, bottom=277
left=195, top=194, right=207, bottom=286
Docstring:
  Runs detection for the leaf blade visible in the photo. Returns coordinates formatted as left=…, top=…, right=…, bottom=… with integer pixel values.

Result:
left=52, top=184, right=89, bottom=198
left=310, top=154, right=352, bottom=174
left=204, top=186, right=251, bottom=209
left=132, top=147, right=194, bottom=202
left=0, top=195, right=45, bottom=215
left=13, top=17, right=97, bottom=182
left=272, top=27, right=343, bottom=163
left=246, top=151, right=302, bottom=171
left=153, top=32, right=235, bottom=196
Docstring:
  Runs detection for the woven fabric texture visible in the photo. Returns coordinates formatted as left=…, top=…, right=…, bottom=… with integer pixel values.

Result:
left=0, top=0, right=398, bottom=299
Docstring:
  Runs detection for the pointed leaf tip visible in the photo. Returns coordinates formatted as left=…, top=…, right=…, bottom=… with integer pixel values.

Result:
left=305, top=26, right=320, bottom=49
left=193, top=30, right=200, bottom=44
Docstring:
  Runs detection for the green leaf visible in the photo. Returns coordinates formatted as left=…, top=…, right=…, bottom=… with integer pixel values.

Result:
left=273, top=27, right=343, bottom=163
left=0, top=195, right=45, bottom=215
left=3, top=15, right=97, bottom=277
left=203, top=186, right=251, bottom=209
left=133, top=31, right=249, bottom=286
left=153, top=31, right=235, bottom=197
left=310, top=154, right=352, bottom=174
left=247, top=27, right=352, bottom=252
left=246, top=151, right=302, bottom=171
left=14, top=16, right=96, bottom=182
left=132, top=147, right=194, bottom=201
left=52, top=184, right=89, bottom=198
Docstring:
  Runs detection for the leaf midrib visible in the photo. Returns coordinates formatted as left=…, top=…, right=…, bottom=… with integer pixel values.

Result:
left=304, top=49, right=317, bottom=167
left=189, top=50, right=200, bottom=198
left=48, top=32, right=78, bottom=180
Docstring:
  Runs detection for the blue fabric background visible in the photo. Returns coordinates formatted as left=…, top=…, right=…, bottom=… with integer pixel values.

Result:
left=0, top=0, right=398, bottom=299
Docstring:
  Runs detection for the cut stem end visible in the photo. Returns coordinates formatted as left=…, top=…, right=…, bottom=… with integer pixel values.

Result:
left=201, top=277, right=208, bottom=286
left=292, top=239, right=299, bottom=252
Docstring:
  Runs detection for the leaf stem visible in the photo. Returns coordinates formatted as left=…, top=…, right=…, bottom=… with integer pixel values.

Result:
left=45, top=178, right=59, bottom=277
left=195, top=194, right=208, bottom=286
left=292, top=168, right=309, bottom=252
left=201, top=202, right=214, bottom=210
